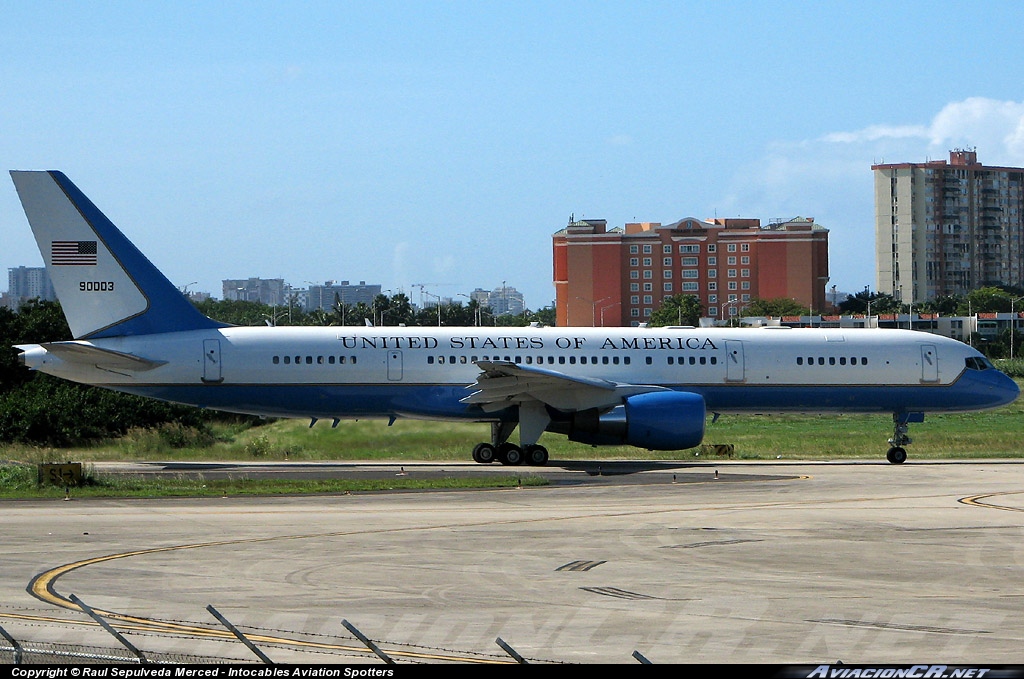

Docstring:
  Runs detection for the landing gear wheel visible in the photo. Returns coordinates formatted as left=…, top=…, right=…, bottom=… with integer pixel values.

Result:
left=497, top=442, right=523, bottom=466
left=472, top=442, right=496, bottom=464
left=886, top=446, right=907, bottom=464
left=524, top=444, right=549, bottom=466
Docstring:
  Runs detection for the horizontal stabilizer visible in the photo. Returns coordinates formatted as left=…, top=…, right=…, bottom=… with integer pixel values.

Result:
left=18, top=341, right=167, bottom=372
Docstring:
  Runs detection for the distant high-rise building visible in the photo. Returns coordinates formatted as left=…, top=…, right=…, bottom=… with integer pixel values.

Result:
left=7, top=266, right=56, bottom=310
left=873, top=149, right=1024, bottom=304
left=553, top=216, right=829, bottom=326
left=304, top=281, right=382, bottom=311
left=487, top=285, right=525, bottom=316
left=222, top=278, right=290, bottom=305
left=468, top=288, right=491, bottom=306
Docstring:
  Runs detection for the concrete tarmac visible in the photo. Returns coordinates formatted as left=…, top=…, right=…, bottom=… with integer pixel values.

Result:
left=1, top=460, right=1023, bottom=665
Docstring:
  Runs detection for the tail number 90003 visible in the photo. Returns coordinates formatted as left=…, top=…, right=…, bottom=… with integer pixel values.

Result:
left=80, top=281, right=115, bottom=292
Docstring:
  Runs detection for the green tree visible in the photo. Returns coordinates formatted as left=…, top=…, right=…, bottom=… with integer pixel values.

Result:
left=837, top=291, right=900, bottom=315
left=195, top=299, right=271, bottom=326
left=0, top=300, right=71, bottom=393
left=962, top=286, right=1015, bottom=314
left=533, top=306, right=557, bottom=327
left=742, top=297, right=808, bottom=318
left=649, top=295, right=704, bottom=327
left=918, top=294, right=963, bottom=315
left=366, top=292, right=416, bottom=326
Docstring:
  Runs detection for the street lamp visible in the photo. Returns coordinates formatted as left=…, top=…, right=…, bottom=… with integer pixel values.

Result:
left=1011, top=297, right=1024, bottom=360
left=573, top=295, right=611, bottom=327
left=423, top=290, right=442, bottom=326
left=458, top=293, right=481, bottom=326
left=600, top=301, right=620, bottom=327
left=722, top=298, right=742, bottom=326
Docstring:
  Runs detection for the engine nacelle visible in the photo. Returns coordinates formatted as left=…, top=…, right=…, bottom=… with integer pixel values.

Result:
left=554, top=391, right=706, bottom=450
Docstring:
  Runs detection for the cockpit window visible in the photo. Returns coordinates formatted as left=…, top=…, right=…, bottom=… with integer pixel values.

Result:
left=965, top=356, right=995, bottom=371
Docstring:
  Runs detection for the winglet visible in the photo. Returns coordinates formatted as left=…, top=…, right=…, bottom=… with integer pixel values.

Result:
left=10, top=171, right=227, bottom=339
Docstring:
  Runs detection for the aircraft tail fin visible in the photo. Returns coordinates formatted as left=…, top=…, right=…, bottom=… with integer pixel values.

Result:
left=10, top=171, right=226, bottom=339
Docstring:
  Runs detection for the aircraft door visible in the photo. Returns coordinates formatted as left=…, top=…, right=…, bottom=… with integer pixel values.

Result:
left=920, top=344, right=939, bottom=383
left=725, top=340, right=745, bottom=382
left=202, top=339, right=223, bottom=383
left=387, top=350, right=403, bottom=381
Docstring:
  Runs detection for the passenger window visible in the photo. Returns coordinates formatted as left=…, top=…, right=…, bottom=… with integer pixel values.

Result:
left=645, top=357, right=653, bottom=365
left=273, top=356, right=280, bottom=364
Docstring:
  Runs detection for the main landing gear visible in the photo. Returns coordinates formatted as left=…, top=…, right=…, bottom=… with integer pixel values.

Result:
left=886, top=412, right=922, bottom=464
left=472, top=441, right=549, bottom=466
left=471, top=422, right=549, bottom=466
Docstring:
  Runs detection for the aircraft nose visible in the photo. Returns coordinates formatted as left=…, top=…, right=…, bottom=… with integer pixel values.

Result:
left=997, top=370, right=1021, bottom=406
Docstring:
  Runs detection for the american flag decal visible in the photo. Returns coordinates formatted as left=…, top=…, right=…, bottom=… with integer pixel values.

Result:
left=51, top=240, right=98, bottom=266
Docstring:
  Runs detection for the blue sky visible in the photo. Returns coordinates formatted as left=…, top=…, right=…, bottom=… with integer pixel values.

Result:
left=4, top=1, right=1024, bottom=311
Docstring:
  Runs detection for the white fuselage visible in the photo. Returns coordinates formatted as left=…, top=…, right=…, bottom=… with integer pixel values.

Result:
left=19, top=325, right=1018, bottom=421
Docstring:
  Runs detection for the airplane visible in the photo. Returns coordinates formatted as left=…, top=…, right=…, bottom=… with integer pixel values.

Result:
left=9, top=170, right=1020, bottom=466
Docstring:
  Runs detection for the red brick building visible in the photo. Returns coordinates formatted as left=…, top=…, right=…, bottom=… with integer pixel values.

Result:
left=553, top=216, right=829, bottom=326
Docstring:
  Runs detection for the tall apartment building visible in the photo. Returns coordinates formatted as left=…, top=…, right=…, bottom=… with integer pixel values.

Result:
left=6, top=266, right=56, bottom=310
left=305, top=281, right=381, bottom=311
left=873, top=149, right=1024, bottom=304
left=487, top=285, right=525, bottom=316
left=553, top=216, right=829, bottom=326
left=223, top=278, right=290, bottom=305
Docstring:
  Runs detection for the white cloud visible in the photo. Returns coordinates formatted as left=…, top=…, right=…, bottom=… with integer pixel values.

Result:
left=926, top=97, right=1024, bottom=165
left=821, top=124, right=927, bottom=144
left=820, top=97, right=1024, bottom=165
left=719, top=98, right=1024, bottom=295
left=392, top=241, right=410, bottom=282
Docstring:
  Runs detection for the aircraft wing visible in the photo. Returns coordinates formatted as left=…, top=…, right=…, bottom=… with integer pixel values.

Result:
left=461, top=360, right=667, bottom=413
left=17, top=341, right=167, bottom=374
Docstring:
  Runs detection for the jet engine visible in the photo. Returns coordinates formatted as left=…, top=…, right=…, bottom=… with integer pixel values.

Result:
left=550, top=391, right=706, bottom=450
